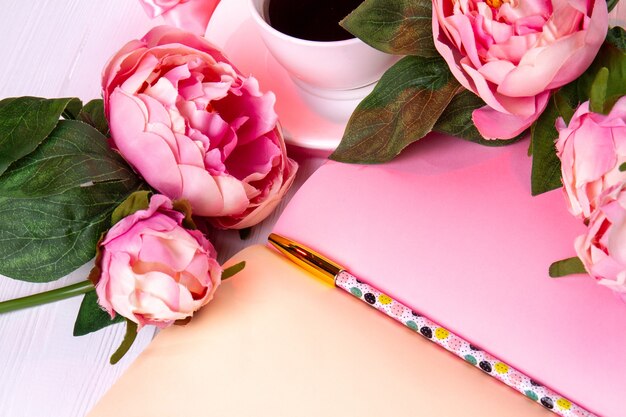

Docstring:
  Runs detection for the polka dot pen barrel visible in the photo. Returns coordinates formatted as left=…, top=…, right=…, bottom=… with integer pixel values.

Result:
left=268, top=234, right=596, bottom=417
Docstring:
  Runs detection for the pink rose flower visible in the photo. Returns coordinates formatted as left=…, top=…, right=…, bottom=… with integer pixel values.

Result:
left=139, top=0, right=221, bottom=35
left=96, top=194, right=222, bottom=329
left=575, top=186, right=626, bottom=303
left=103, top=26, right=297, bottom=229
left=556, top=98, right=626, bottom=220
left=432, top=0, right=607, bottom=139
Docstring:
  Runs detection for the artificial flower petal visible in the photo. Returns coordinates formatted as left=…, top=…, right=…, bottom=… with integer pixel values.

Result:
left=103, top=26, right=297, bottom=229
left=96, top=194, right=222, bottom=328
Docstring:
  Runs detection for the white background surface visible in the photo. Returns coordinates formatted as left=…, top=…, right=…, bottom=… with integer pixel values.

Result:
left=0, top=1, right=624, bottom=417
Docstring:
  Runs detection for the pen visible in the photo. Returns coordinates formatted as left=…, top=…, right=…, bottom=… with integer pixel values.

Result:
left=268, top=233, right=595, bottom=417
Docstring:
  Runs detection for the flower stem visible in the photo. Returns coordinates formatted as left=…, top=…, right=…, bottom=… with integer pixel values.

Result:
left=0, top=280, right=94, bottom=314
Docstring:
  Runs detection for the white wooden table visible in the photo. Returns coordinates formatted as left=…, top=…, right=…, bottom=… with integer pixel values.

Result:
left=0, top=2, right=323, bottom=416
left=0, top=2, right=623, bottom=416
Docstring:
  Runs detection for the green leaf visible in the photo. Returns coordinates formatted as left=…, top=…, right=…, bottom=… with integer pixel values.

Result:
left=530, top=96, right=562, bottom=196
left=79, top=99, right=109, bottom=136
left=619, top=162, right=626, bottom=172
left=110, top=319, right=138, bottom=365
left=0, top=120, right=144, bottom=282
left=0, top=97, right=82, bottom=176
left=330, top=56, right=461, bottom=163
left=552, top=85, right=578, bottom=125
left=606, top=26, right=626, bottom=51
left=0, top=186, right=136, bottom=282
left=62, top=98, right=83, bottom=120
left=111, top=190, right=151, bottom=226
left=222, top=261, right=246, bottom=280
left=607, top=0, right=620, bottom=13
left=433, top=90, right=483, bottom=141
left=549, top=257, right=586, bottom=277
left=589, top=67, right=609, bottom=113
left=433, top=90, right=524, bottom=146
left=0, top=181, right=143, bottom=282
left=341, top=0, right=437, bottom=57
left=0, top=121, right=139, bottom=199
left=172, top=199, right=196, bottom=230
left=577, top=31, right=626, bottom=114
left=551, top=28, right=626, bottom=118
left=73, top=290, right=124, bottom=336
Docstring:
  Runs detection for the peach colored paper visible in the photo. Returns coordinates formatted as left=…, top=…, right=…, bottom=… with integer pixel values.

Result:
left=88, top=245, right=551, bottom=417
left=273, top=134, right=626, bottom=417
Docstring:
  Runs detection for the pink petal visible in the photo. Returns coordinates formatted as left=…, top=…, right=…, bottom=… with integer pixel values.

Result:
left=144, top=75, right=180, bottom=107
left=163, top=63, right=192, bottom=87
left=161, top=0, right=221, bottom=35
left=572, top=117, right=617, bottom=186
left=499, top=37, right=577, bottom=96
left=204, top=148, right=226, bottom=175
left=109, top=89, right=183, bottom=198
left=225, top=134, right=280, bottom=181
left=131, top=291, right=177, bottom=328
left=213, top=78, right=278, bottom=145
left=445, top=14, right=483, bottom=69
left=174, top=132, right=206, bottom=167
left=178, top=73, right=205, bottom=101
left=603, top=198, right=626, bottom=225
left=472, top=92, right=549, bottom=139
left=177, top=164, right=225, bottom=216
left=102, top=40, right=146, bottom=97
left=138, top=93, right=173, bottom=127
left=477, top=60, right=516, bottom=85
left=105, top=252, right=142, bottom=322
left=134, top=270, right=181, bottom=311
left=487, top=33, right=540, bottom=64
left=432, top=4, right=475, bottom=94
left=95, top=251, right=115, bottom=316
left=215, top=158, right=297, bottom=229
left=214, top=174, right=250, bottom=215
left=120, top=53, right=160, bottom=94
left=183, top=254, right=210, bottom=286
left=138, top=231, right=199, bottom=271
left=461, top=62, right=509, bottom=113
left=102, top=196, right=178, bottom=246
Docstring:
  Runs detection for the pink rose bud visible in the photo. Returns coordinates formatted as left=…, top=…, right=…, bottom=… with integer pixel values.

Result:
left=432, top=0, right=608, bottom=139
left=95, top=194, right=222, bottom=329
left=138, top=0, right=221, bottom=34
left=556, top=98, right=626, bottom=220
left=575, top=186, right=626, bottom=303
left=102, top=26, right=297, bottom=229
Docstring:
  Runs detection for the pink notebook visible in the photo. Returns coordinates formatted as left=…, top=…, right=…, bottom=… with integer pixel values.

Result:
left=273, top=133, right=626, bottom=417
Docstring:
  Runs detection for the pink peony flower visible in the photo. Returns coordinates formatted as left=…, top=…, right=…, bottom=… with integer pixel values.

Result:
left=139, top=0, right=221, bottom=35
left=103, top=26, right=297, bottom=229
left=575, top=186, right=626, bottom=303
left=556, top=98, right=626, bottom=220
left=432, top=0, right=607, bottom=139
left=96, top=194, right=222, bottom=329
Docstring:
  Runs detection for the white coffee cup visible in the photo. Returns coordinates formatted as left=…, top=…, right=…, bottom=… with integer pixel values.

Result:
left=247, top=0, right=398, bottom=97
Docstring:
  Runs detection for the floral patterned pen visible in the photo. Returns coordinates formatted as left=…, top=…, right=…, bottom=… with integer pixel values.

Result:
left=268, top=233, right=596, bottom=417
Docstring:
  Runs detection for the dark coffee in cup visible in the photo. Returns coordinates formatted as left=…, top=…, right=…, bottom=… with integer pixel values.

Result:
left=267, top=0, right=362, bottom=42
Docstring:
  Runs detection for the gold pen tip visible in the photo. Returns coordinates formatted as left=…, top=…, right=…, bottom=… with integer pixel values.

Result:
left=268, top=233, right=287, bottom=249
left=266, top=233, right=341, bottom=287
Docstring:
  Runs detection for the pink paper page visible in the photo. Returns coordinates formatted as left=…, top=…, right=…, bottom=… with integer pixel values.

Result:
left=273, top=133, right=626, bottom=417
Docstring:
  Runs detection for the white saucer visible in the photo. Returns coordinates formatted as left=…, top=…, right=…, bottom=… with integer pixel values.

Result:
left=207, top=0, right=369, bottom=155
